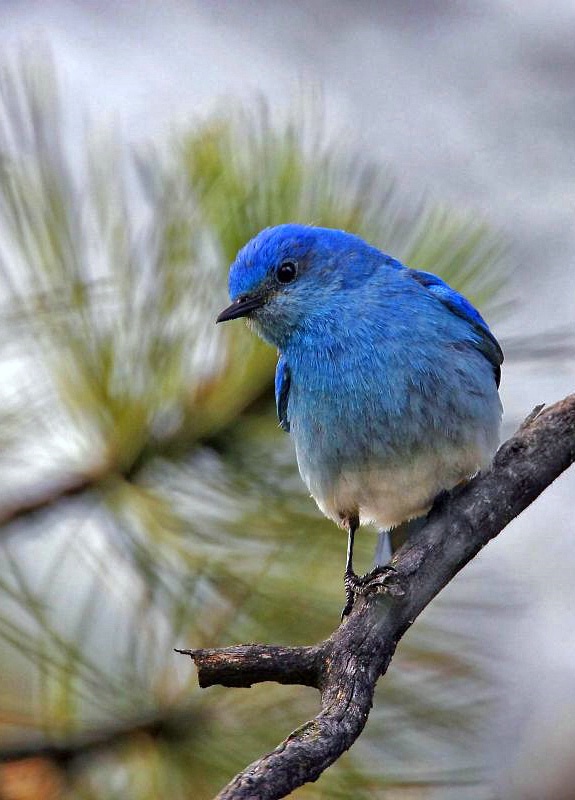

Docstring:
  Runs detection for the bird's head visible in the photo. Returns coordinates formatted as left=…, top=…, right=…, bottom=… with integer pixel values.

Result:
left=216, top=224, right=389, bottom=348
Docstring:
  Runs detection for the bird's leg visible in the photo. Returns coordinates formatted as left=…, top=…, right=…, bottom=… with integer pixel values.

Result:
left=341, top=517, right=407, bottom=620
left=341, top=514, right=361, bottom=619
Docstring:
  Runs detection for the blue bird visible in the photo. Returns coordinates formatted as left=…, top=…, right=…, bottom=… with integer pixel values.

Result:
left=217, top=225, right=503, bottom=616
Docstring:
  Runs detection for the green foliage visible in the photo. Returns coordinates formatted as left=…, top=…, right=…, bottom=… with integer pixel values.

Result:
left=0, top=52, right=512, bottom=799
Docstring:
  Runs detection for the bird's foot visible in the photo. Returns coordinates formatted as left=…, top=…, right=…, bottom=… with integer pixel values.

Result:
left=341, top=565, right=405, bottom=619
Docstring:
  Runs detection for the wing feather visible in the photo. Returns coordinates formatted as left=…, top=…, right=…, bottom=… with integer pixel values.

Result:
left=275, top=355, right=291, bottom=432
left=407, top=268, right=503, bottom=387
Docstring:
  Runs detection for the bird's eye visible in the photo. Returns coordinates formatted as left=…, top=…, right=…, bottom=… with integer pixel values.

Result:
left=276, top=259, right=298, bottom=284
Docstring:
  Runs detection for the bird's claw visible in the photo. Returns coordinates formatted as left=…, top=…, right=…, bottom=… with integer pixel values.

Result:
left=341, top=565, right=405, bottom=619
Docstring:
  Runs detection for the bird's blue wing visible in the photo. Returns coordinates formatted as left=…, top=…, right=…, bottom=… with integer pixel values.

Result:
left=275, top=355, right=291, bottom=432
left=407, top=268, right=503, bottom=387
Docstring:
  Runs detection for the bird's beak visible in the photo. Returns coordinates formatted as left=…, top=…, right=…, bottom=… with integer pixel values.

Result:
left=216, top=295, right=264, bottom=323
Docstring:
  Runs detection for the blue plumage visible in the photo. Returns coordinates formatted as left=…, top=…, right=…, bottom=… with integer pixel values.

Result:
left=217, top=224, right=503, bottom=613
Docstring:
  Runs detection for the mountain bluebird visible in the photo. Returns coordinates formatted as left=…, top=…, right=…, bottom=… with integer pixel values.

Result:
left=217, top=225, right=503, bottom=616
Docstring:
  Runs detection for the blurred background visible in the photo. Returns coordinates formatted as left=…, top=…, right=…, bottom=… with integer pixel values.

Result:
left=0, top=2, right=573, bottom=799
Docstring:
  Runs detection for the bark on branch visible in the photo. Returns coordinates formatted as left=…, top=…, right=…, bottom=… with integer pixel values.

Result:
left=177, top=394, right=575, bottom=800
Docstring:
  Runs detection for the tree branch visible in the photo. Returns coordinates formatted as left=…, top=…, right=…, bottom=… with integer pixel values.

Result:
left=174, top=645, right=320, bottom=689
left=0, top=472, right=101, bottom=528
left=0, top=708, right=200, bottom=767
left=177, top=393, right=575, bottom=800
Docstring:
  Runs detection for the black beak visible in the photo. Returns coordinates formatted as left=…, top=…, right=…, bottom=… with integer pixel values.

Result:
left=216, top=295, right=264, bottom=323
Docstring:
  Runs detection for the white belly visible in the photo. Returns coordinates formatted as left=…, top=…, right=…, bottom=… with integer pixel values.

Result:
left=301, top=443, right=489, bottom=529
